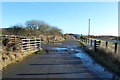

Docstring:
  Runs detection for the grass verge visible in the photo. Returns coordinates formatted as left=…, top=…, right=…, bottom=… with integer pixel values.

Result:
left=2, top=48, right=44, bottom=69
left=82, top=45, right=120, bottom=76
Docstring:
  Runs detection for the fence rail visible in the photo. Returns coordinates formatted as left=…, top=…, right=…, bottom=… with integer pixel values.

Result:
left=79, top=38, right=119, bottom=54
left=21, top=38, right=41, bottom=52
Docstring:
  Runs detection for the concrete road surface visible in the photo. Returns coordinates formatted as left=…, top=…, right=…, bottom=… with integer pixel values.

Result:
left=2, top=39, right=107, bottom=79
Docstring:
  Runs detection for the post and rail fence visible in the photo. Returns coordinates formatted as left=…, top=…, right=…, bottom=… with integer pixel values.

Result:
left=79, top=38, right=119, bottom=54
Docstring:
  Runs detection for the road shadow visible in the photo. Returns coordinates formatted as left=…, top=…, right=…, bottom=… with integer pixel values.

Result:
left=29, top=62, right=81, bottom=65
left=17, top=71, right=88, bottom=76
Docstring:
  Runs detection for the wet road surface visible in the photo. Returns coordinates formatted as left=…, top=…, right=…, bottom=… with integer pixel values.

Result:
left=2, top=39, right=118, bottom=79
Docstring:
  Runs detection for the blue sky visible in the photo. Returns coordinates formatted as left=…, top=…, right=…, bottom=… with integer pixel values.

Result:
left=2, top=2, right=118, bottom=36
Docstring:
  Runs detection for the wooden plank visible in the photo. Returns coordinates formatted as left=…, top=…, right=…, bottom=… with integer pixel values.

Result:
left=21, top=38, right=41, bottom=51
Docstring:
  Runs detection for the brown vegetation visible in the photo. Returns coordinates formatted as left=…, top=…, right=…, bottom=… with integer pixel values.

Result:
left=1, top=19, right=68, bottom=69
left=2, top=20, right=62, bottom=36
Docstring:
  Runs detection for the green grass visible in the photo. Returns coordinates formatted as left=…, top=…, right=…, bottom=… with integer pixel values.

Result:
left=41, top=41, right=48, bottom=44
left=41, top=40, right=63, bottom=44
left=89, top=38, right=106, bottom=42
left=118, top=45, right=120, bottom=47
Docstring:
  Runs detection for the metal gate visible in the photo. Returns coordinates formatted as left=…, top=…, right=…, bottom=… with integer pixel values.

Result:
left=21, top=38, right=41, bottom=52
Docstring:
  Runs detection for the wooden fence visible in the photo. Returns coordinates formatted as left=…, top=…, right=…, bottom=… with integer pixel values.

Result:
left=1, top=35, right=41, bottom=52
left=21, top=38, right=41, bottom=52
left=79, top=38, right=119, bottom=54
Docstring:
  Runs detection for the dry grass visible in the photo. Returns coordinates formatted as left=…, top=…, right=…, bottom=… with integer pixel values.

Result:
left=83, top=47, right=120, bottom=76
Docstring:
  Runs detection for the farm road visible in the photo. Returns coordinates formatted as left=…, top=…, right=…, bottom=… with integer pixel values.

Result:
left=2, top=39, right=103, bottom=79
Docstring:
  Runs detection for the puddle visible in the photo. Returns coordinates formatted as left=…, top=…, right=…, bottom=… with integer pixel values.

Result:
left=66, top=45, right=119, bottom=78
left=48, top=44, right=119, bottom=79
left=67, top=45, right=78, bottom=48
left=51, top=47, right=68, bottom=50
left=67, top=45, right=80, bottom=51
left=73, top=49, right=118, bottom=78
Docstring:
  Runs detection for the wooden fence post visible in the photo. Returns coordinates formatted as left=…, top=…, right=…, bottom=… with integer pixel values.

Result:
left=87, top=38, right=88, bottom=45
left=82, top=39, right=84, bottom=43
left=88, top=38, right=89, bottom=45
left=84, top=38, right=86, bottom=44
left=81, top=38, right=83, bottom=43
left=86, top=38, right=88, bottom=44
left=93, top=40, right=96, bottom=51
left=114, top=43, right=117, bottom=53
left=91, top=40, right=92, bottom=46
left=87, top=39, right=89, bottom=45
left=85, top=38, right=87, bottom=44
left=106, top=41, right=108, bottom=47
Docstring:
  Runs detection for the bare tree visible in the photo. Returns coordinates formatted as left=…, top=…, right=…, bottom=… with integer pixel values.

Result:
left=26, top=20, right=41, bottom=29
left=49, top=26, right=62, bottom=35
left=3, top=20, right=63, bottom=36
